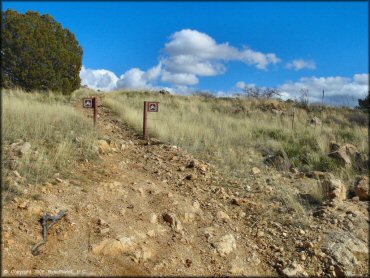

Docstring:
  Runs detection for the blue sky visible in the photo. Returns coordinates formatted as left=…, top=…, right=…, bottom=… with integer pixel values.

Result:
left=2, top=1, right=369, bottom=105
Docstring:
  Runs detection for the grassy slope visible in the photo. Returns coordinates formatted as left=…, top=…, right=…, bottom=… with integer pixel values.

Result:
left=2, top=88, right=98, bottom=201
left=104, top=91, right=368, bottom=187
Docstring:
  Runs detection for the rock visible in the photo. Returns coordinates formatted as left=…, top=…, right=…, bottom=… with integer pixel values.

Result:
left=186, top=159, right=208, bottom=172
left=264, top=154, right=291, bottom=171
left=309, top=117, right=322, bottom=125
left=185, top=258, right=192, bottom=268
left=133, top=246, right=152, bottom=262
left=100, top=228, right=110, bottom=235
left=27, top=204, right=43, bottom=217
left=251, top=167, right=261, bottom=175
left=147, top=230, right=156, bottom=238
left=328, top=149, right=351, bottom=166
left=55, top=177, right=63, bottom=183
left=322, top=229, right=368, bottom=276
left=183, top=212, right=195, bottom=223
left=281, top=262, right=308, bottom=277
left=18, top=201, right=29, bottom=209
left=231, top=198, right=244, bottom=206
left=97, top=140, right=110, bottom=154
left=216, top=211, right=231, bottom=221
left=162, top=212, right=183, bottom=231
left=17, top=142, right=31, bottom=156
left=299, top=229, right=305, bottom=235
left=212, top=234, right=236, bottom=256
left=305, top=171, right=334, bottom=180
left=300, top=253, right=306, bottom=261
left=120, top=208, right=126, bottom=216
left=329, top=141, right=341, bottom=152
left=321, top=178, right=347, bottom=201
left=229, top=258, right=247, bottom=275
left=354, top=176, right=369, bottom=201
left=97, top=218, right=109, bottom=227
left=92, top=236, right=134, bottom=256
left=342, top=143, right=358, bottom=157
left=185, top=173, right=197, bottom=181
left=186, top=160, right=196, bottom=168
left=192, top=200, right=201, bottom=210
left=328, top=143, right=359, bottom=166
left=149, top=213, right=158, bottom=224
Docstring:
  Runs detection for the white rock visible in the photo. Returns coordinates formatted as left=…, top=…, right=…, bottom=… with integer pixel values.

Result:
left=213, top=234, right=236, bottom=256
left=216, top=211, right=231, bottom=221
left=149, top=213, right=157, bottom=224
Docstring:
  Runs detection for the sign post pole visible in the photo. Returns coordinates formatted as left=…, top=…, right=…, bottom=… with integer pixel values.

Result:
left=83, top=96, right=97, bottom=127
left=143, top=101, right=148, bottom=140
left=93, top=97, right=97, bottom=127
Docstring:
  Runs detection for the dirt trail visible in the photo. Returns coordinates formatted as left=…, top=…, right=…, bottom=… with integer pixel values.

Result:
left=2, top=97, right=275, bottom=276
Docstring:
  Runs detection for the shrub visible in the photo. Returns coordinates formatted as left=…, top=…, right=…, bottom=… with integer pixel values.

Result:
left=1, top=9, right=83, bottom=94
left=346, top=113, right=369, bottom=127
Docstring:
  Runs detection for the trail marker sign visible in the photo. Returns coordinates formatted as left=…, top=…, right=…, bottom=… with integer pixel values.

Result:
left=147, top=102, right=159, bottom=112
left=143, top=101, right=160, bottom=140
left=83, top=98, right=93, bottom=108
left=83, top=97, right=97, bottom=127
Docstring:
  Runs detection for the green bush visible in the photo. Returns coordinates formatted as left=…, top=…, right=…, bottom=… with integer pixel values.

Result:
left=1, top=9, right=83, bottom=94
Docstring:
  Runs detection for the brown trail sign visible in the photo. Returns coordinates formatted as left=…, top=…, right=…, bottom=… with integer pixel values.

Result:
left=143, top=101, right=159, bottom=140
left=83, top=97, right=98, bottom=127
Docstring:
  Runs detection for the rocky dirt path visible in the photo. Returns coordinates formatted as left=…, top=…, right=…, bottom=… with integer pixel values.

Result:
left=2, top=97, right=275, bottom=276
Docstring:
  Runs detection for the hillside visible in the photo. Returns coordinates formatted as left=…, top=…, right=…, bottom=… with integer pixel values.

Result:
left=2, top=89, right=369, bottom=276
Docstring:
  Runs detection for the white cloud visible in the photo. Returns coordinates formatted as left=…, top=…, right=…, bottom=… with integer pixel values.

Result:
left=116, top=63, right=162, bottom=89
left=278, top=73, right=369, bottom=106
left=236, top=81, right=247, bottom=89
left=235, top=81, right=256, bottom=89
left=160, top=29, right=281, bottom=85
left=80, top=29, right=283, bottom=90
left=353, top=73, right=369, bottom=85
left=286, top=59, right=316, bottom=71
left=161, top=71, right=198, bottom=85
left=80, top=66, right=119, bottom=91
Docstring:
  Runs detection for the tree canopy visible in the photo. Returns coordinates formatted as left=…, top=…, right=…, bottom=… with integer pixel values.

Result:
left=1, top=9, right=83, bottom=94
left=357, top=94, right=369, bottom=111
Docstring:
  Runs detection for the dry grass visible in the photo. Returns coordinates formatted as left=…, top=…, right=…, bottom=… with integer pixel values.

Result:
left=104, top=91, right=368, bottom=181
left=2, top=88, right=98, bottom=200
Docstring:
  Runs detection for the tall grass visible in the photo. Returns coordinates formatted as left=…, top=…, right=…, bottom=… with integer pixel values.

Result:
left=2, top=89, right=98, bottom=196
left=104, top=91, right=368, bottom=183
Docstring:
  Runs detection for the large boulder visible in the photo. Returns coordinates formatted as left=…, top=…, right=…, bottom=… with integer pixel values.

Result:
left=328, top=148, right=351, bottom=166
left=321, top=178, right=347, bottom=201
left=322, top=229, right=368, bottom=276
left=328, top=142, right=361, bottom=167
left=354, top=176, right=369, bottom=201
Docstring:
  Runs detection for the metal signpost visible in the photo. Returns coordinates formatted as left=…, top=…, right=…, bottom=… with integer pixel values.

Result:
left=83, top=97, right=97, bottom=127
left=143, top=101, right=159, bottom=139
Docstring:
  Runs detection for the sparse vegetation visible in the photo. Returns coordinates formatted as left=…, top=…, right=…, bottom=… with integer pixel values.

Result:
left=104, top=91, right=368, bottom=187
left=2, top=88, right=98, bottom=200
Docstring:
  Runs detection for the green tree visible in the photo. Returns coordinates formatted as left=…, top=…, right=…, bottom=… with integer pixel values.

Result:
left=357, top=93, right=370, bottom=111
left=1, top=9, right=83, bottom=94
